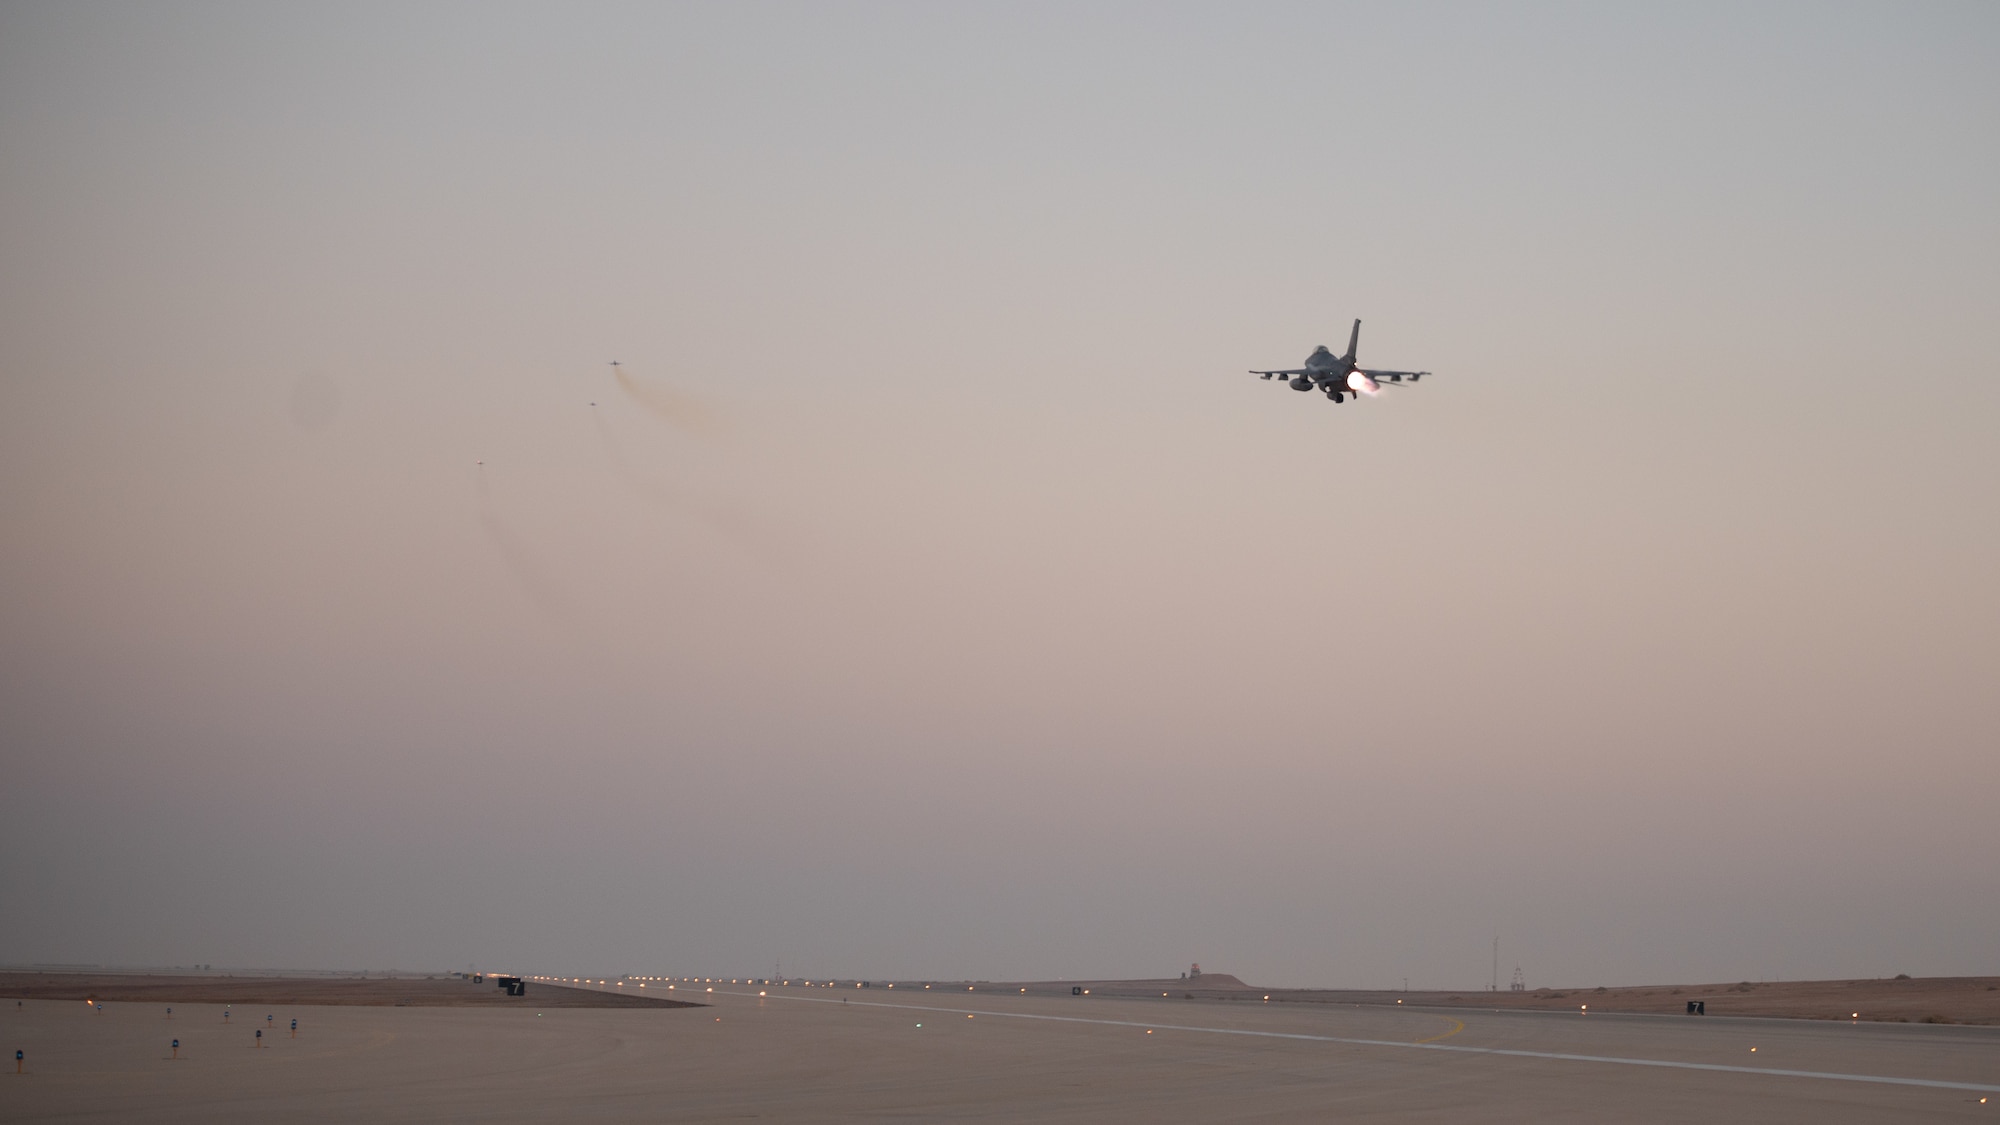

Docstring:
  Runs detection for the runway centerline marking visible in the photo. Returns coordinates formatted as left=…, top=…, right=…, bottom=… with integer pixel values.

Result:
left=722, top=990, right=2000, bottom=1094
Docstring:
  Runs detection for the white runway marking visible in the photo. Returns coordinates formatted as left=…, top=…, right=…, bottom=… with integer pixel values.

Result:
left=726, top=990, right=2000, bottom=1094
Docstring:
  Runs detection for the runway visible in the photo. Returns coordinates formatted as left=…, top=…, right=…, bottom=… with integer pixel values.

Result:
left=5, top=984, right=1995, bottom=1121
left=730, top=987, right=2000, bottom=1094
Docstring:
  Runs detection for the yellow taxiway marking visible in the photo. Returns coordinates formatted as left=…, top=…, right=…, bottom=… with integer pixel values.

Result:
left=1415, top=1016, right=1465, bottom=1044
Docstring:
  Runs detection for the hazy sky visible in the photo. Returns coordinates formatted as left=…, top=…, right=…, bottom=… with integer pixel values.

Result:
left=3, top=1, right=1996, bottom=989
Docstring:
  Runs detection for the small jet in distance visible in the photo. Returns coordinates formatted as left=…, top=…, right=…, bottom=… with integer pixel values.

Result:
left=1250, top=319, right=1429, bottom=403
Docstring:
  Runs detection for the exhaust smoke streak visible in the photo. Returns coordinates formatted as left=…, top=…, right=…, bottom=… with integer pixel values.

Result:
left=475, top=464, right=565, bottom=614
left=592, top=405, right=683, bottom=508
left=614, top=366, right=718, bottom=434
left=478, top=511, right=566, bottom=614
left=592, top=397, right=787, bottom=561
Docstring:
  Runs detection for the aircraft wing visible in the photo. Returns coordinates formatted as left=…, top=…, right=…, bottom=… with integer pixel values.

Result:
left=1358, top=368, right=1429, bottom=383
left=1249, top=368, right=1314, bottom=377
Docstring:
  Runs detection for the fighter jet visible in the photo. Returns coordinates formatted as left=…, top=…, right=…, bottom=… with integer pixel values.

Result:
left=1250, top=319, right=1429, bottom=403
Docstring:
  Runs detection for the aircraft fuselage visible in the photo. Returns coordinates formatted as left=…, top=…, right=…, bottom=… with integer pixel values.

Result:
left=1292, top=346, right=1376, bottom=394
left=1251, top=319, right=1425, bottom=404
left=1303, top=346, right=1350, bottom=376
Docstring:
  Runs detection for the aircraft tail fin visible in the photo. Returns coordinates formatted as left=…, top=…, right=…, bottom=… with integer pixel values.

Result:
left=1344, top=319, right=1361, bottom=363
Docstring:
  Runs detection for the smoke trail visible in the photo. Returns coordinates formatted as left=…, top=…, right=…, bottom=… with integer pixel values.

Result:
left=614, top=366, right=718, bottom=433
left=479, top=510, right=567, bottom=614
left=593, top=406, right=683, bottom=508
left=592, top=405, right=786, bottom=560
left=475, top=462, right=566, bottom=613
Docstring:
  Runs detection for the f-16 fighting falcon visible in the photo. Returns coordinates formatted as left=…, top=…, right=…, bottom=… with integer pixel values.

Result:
left=1250, top=319, right=1430, bottom=404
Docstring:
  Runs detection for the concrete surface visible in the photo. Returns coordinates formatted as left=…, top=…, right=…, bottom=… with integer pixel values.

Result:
left=4, top=984, right=1996, bottom=1121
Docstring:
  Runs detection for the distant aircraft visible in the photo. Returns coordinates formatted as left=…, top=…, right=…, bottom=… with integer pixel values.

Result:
left=1250, top=320, right=1430, bottom=403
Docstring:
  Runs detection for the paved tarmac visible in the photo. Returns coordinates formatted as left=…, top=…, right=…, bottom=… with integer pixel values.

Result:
left=4, top=985, right=1996, bottom=1121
